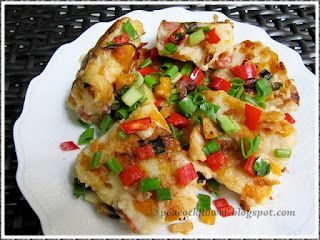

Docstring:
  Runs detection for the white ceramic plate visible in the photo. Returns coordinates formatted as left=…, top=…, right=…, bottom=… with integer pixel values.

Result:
left=13, top=7, right=317, bottom=237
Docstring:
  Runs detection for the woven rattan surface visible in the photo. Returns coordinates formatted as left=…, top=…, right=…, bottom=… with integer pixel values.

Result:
left=4, top=4, right=316, bottom=235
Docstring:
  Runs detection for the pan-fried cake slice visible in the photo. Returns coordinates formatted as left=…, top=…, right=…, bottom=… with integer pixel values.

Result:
left=212, top=40, right=300, bottom=113
left=188, top=90, right=297, bottom=211
left=68, top=17, right=144, bottom=123
left=156, top=18, right=234, bottom=71
left=76, top=95, right=200, bottom=234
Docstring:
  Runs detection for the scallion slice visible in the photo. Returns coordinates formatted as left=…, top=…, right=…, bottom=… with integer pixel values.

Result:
left=100, top=114, right=113, bottom=133
left=240, top=93, right=259, bottom=106
left=139, top=57, right=152, bottom=69
left=274, top=149, right=291, bottom=158
left=123, top=20, right=139, bottom=40
left=144, top=75, right=160, bottom=90
left=193, top=94, right=206, bottom=105
left=140, top=177, right=160, bottom=192
left=171, top=72, right=183, bottom=83
left=115, top=108, right=129, bottom=120
left=256, top=78, right=272, bottom=97
left=231, top=77, right=245, bottom=87
left=163, top=65, right=179, bottom=79
left=131, top=71, right=144, bottom=87
left=118, top=85, right=130, bottom=95
left=178, top=95, right=198, bottom=116
left=197, top=194, right=211, bottom=211
left=127, top=102, right=140, bottom=114
left=139, top=93, right=148, bottom=103
left=78, top=128, right=94, bottom=145
left=227, top=87, right=238, bottom=97
left=194, top=114, right=203, bottom=125
left=169, top=123, right=183, bottom=139
left=168, top=93, right=180, bottom=104
left=106, top=157, right=123, bottom=175
left=118, top=130, right=130, bottom=140
left=89, top=151, right=102, bottom=168
left=189, top=29, right=205, bottom=46
left=216, top=115, right=241, bottom=134
left=235, top=86, right=245, bottom=99
left=121, top=86, right=144, bottom=107
left=164, top=42, right=178, bottom=54
left=77, top=119, right=90, bottom=129
left=198, top=26, right=210, bottom=33
left=240, top=138, right=253, bottom=159
left=199, top=102, right=218, bottom=120
left=252, top=136, right=261, bottom=153
left=180, top=63, right=194, bottom=76
left=73, top=178, right=85, bottom=198
left=253, top=157, right=271, bottom=177
left=106, top=41, right=115, bottom=46
left=156, top=188, right=173, bottom=201
left=160, top=62, right=172, bottom=72
left=207, top=178, right=220, bottom=197
left=202, top=139, right=221, bottom=156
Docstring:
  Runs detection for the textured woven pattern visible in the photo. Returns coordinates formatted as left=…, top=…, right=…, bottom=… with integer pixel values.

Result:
left=5, top=4, right=316, bottom=235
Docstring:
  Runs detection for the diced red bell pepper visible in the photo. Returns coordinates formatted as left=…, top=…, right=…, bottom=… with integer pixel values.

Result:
left=244, top=154, right=257, bottom=176
left=284, top=113, right=295, bottom=124
left=190, top=67, right=205, bottom=86
left=60, top=141, right=80, bottom=151
left=136, top=144, right=155, bottom=161
left=177, top=163, right=198, bottom=186
left=205, top=151, right=228, bottom=172
left=206, top=28, right=220, bottom=44
left=119, top=165, right=144, bottom=186
left=150, top=47, right=158, bottom=60
left=168, top=27, right=186, bottom=46
left=213, top=198, right=234, bottom=217
left=230, top=64, right=258, bottom=80
left=209, top=77, right=232, bottom=91
left=113, top=33, right=129, bottom=45
left=154, top=97, right=163, bottom=108
left=120, top=117, right=151, bottom=135
left=138, top=42, right=148, bottom=49
left=166, top=112, right=189, bottom=128
left=138, top=66, right=159, bottom=76
left=181, top=74, right=191, bottom=83
left=245, top=104, right=262, bottom=131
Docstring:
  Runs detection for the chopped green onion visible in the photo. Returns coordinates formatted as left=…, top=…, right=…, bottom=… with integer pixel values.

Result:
left=118, top=130, right=130, bottom=140
left=253, top=157, right=271, bottom=177
left=227, top=87, right=238, bottom=97
left=131, top=71, right=144, bottom=87
left=194, top=114, right=203, bottom=125
left=235, top=86, right=245, bottom=99
left=106, top=41, right=115, bottom=46
left=160, top=62, right=172, bottom=72
left=274, top=149, right=291, bottom=158
left=198, top=26, right=210, bottom=33
left=259, top=69, right=273, bottom=82
left=78, top=128, right=94, bottom=145
left=207, top=178, right=220, bottom=197
left=156, top=188, right=173, bottom=201
left=199, top=102, right=218, bottom=120
left=252, top=136, right=261, bottom=153
left=193, top=94, right=206, bottom=105
left=171, top=72, right=183, bottom=83
left=272, top=82, right=283, bottom=91
left=89, top=151, right=102, bottom=168
left=149, top=138, right=165, bottom=155
left=190, top=85, right=210, bottom=98
left=100, top=114, right=113, bottom=132
left=202, top=77, right=210, bottom=83
left=106, top=157, right=123, bottom=175
left=84, top=82, right=90, bottom=88
left=231, top=77, right=245, bottom=87
left=163, top=65, right=179, bottom=79
left=139, top=93, right=148, bottom=103
left=144, top=75, right=160, bottom=90
left=123, top=20, right=139, bottom=40
left=127, top=102, right=140, bottom=114
left=258, top=102, right=267, bottom=109
left=118, top=85, right=130, bottom=95
left=256, top=78, right=273, bottom=97
left=189, top=29, right=205, bottom=46
left=164, top=42, right=178, bottom=54
left=240, top=93, right=259, bottom=106
left=254, top=96, right=267, bottom=109
left=77, top=119, right=90, bottom=129
left=240, top=138, right=253, bottom=159
left=121, top=86, right=144, bottom=107
left=168, top=93, right=180, bottom=104
left=139, top=57, right=152, bottom=69
left=216, top=115, right=241, bottom=134
left=115, top=108, right=129, bottom=120
left=140, top=178, right=160, bottom=192
left=197, top=194, right=211, bottom=211
left=73, top=178, right=85, bottom=198
left=169, top=123, right=183, bottom=139
left=180, top=63, right=194, bottom=76
left=149, top=72, right=162, bottom=78
left=176, top=131, right=183, bottom=138
left=178, top=95, right=198, bottom=116
left=202, top=139, right=221, bottom=156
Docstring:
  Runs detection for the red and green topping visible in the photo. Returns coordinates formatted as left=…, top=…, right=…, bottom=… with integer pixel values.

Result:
left=177, top=163, right=198, bottom=186
left=213, top=198, right=234, bottom=217
left=120, top=117, right=151, bottom=135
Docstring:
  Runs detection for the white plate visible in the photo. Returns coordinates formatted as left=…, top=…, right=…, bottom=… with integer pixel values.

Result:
left=13, top=7, right=317, bottom=237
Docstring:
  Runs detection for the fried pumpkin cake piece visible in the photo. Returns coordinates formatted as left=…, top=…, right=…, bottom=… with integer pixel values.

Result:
left=212, top=40, right=300, bottom=113
left=76, top=96, right=200, bottom=234
left=68, top=17, right=144, bottom=123
left=156, top=17, right=234, bottom=71
left=188, top=90, right=297, bottom=211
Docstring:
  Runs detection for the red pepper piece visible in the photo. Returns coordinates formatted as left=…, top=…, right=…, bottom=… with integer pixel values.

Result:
left=136, top=144, right=155, bottom=161
left=154, top=97, right=163, bottom=108
left=206, top=28, right=220, bottom=44
left=245, top=104, right=262, bottom=131
left=177, top=163, right=198, bottom=186
left=190, top=67, right=205, bottom=86
left=168, top=27, right=186, bottom=46
left=60, top=141, right=80, bottom=151
left=284, top=113, right=295, bottom=124
left=119, top=165, right=144, bottom=186
left=205, top=151, right=228, bottom=172
left=120, top=117, right=151, bottom=135
left=138, top=66, right=159, bottom=76
left=209, top=76, right=232, bottom=91
left=166, top=112, right=189, bottom=128
left=244, top=154, right=257, bottom=176
left=230, top=64, right=258, bottom=80
left=214, top=198, right=234, bottom=217
left=113, top=33, right=129, bottom=45
left=138, top=42, right=148, bottom=49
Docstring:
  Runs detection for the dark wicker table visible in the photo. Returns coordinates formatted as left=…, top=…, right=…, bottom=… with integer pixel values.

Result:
left=5, top=4, right=316, bottom=235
